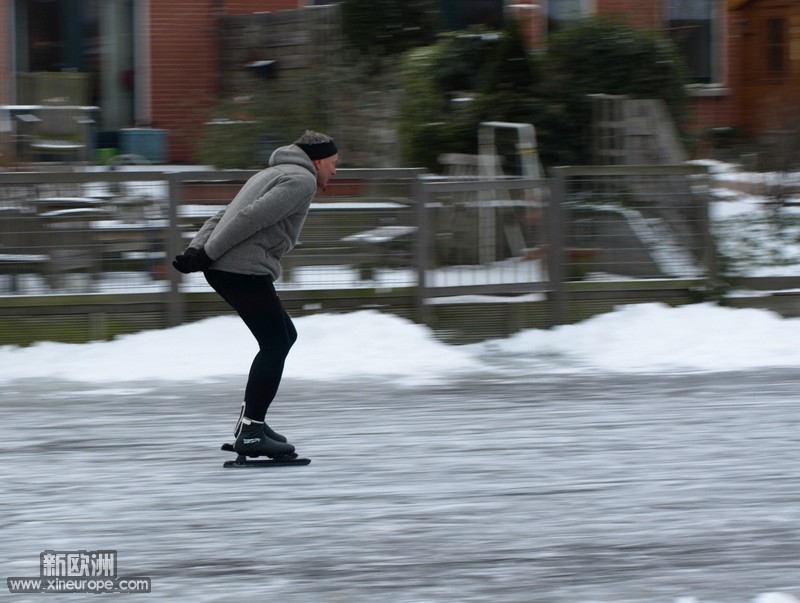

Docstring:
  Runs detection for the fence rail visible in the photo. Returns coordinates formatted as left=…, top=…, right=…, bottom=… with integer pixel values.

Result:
left=0, top=165, right=714, bottom=344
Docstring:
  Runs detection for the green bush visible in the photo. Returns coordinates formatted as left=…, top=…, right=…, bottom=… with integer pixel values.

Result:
left=539, top=16, right=689, bottom=166
left=342, top=0, right=439, bottom=58
left=195, top=115, right=263, bottom=169
left=399, top=45, right=451, bottom=169
left=195, top=81, right=335, bottom=169
left=399, top=22, right=541, bottom=170
left=399, top=15, right=690, bottom=170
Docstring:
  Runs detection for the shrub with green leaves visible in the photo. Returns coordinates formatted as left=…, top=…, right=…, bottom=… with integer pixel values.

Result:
left=195, top=80, right=335, bottom=169
left=399, top=21, right=541, bottom=170
left=342, top=0, right=439, bottom=57
left=539, top=16, right=689, bottom=166
left=399, top=15, right=689, bottom=170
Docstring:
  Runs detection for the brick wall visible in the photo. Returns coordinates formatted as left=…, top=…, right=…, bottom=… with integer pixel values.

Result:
left=148, top=0, right=305, bottom=163
left=148, top=1, right=220, bottom=162
left=596, top=0, right=662, bottom=29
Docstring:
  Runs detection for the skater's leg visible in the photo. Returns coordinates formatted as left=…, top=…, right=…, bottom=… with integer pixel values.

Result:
left=205, top=270, right=296, bottom=423
left=240, top=296, right=296, bottom=421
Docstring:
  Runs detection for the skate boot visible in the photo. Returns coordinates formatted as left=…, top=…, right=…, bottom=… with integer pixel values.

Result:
left=233, top=402, right=288, bottom=443
left=234, top=418, right=296, bottom=459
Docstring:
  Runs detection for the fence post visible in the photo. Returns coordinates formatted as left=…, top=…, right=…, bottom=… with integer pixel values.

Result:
left=413, top=174, right=431, bottom=325
left=165, top=173, right=184, bottom=327
left=698, top=169, right=717, bottom=283
left=549, top=169, right=567, bottom=326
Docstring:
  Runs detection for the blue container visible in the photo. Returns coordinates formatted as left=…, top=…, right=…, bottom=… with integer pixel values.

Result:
left=119, top=128, right=167, bottom=163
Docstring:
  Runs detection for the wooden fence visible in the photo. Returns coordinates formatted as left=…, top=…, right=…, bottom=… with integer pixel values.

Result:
left=0, top=165, right=716, bottom=345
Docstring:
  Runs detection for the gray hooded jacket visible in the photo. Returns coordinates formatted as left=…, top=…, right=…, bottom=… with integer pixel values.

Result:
left=189, top=144, right=318, bottom=279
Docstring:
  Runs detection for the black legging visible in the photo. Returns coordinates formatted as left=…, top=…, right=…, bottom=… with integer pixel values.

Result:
left=204, top=269, right=297, bottom=422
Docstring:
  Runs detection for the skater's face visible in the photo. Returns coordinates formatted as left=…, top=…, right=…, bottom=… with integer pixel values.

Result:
left=314, top=154, right=338, bottom=191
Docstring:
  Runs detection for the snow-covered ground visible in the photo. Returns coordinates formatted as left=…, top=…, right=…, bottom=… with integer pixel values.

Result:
left=3, top=301, right=800, bottom=385
left=700, top=159, right=800, bottom=277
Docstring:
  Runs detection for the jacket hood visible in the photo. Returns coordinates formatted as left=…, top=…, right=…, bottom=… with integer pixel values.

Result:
left=269, top=144, right=316, bottom=174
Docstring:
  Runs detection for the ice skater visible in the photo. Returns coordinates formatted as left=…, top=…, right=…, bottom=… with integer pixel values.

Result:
left=172, top=130, right=338, bottom=460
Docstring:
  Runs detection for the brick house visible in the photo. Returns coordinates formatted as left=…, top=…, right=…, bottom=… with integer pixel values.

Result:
left=727, top=0, right=800, bottom=136
left=0, top=0, right=317, bottom=163
left=0, top=0, right=790, bottom=164
left=512, top=1, right=737, bottom=138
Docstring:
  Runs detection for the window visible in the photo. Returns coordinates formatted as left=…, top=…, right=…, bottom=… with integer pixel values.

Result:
left=14, top=0, right=135, bottom=129
left=547, top=0, right=593, bottom=33
left=440, top=0, right=504, bottom=30
left=16, top=0, right=70, bottom=73
left=667, top=0, right=716, bottom=84
left=766, top=17, right=787, bottom=79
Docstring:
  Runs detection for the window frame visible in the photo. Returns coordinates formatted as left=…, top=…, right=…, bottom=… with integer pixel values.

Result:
left=765, top=16, right=787, bottom=82
left=665, top=0, right=722, bottom=86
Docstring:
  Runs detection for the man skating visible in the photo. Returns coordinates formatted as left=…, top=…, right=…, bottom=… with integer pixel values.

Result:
left=173, top=130, right=338, bottom=460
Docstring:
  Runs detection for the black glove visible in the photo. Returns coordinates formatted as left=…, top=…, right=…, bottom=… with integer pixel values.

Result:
left=172, top=247, right=213, bottom=274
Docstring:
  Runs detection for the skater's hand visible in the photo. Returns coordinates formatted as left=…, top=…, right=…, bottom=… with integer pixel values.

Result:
left=172, top=247, right=213, bottom=273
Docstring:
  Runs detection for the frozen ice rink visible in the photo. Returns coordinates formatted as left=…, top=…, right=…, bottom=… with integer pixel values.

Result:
left=2, top=368, right=799, bottom=602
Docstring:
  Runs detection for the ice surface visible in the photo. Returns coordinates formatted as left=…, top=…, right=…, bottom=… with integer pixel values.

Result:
left=1, top=372, right=799, bottom=602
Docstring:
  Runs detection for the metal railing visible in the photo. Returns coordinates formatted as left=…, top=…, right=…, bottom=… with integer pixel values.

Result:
left=553, top=164, right=714, bottom=280
left=0, top=164, right=714, bottom=344
left=414, top=175, right=563, bottom=322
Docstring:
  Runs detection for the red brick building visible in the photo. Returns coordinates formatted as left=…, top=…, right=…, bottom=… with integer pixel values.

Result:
left=0, top=0, right=315, bottom=163
left=727, top=0, right=800, bottom=135
left=513, top=0, right=737, bottom=137
left=0, top=0, right=790, bottom=164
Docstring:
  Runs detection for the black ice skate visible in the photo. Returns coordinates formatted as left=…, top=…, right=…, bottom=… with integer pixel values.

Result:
left=222, top=413, right=309, bottom=468
left=221, top=418, right=310, bottom=468
left=234, top=419, right=296, bottom=459
left=233, top=402, right=288, bottom=443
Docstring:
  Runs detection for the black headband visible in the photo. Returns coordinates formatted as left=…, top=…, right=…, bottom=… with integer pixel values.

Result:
left=297, top=140, right=338, bottom=160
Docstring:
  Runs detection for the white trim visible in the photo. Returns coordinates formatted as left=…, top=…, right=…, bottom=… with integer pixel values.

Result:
left=685, top=83, right=730, bottom=97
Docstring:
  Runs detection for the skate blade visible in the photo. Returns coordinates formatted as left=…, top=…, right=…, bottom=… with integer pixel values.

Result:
left=221, top=443, right=310, bottom=468
left=223, top=456, right=311, bottom=468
